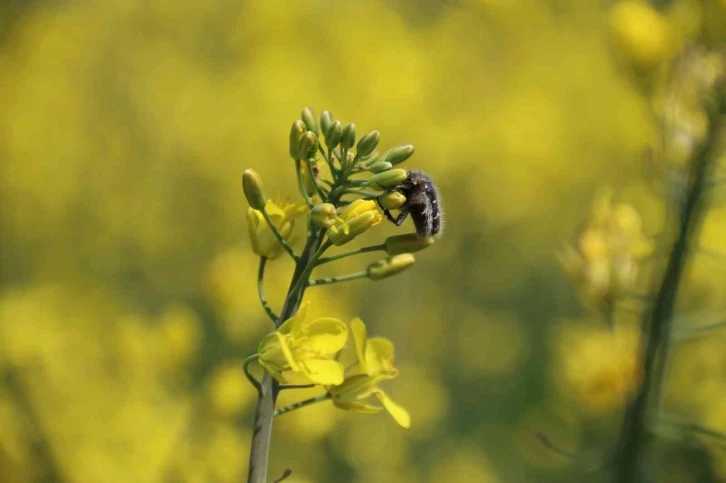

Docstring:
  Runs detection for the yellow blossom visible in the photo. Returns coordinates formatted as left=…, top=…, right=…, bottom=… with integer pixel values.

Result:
left=329, top=318, right=411, bottom=428
left=247, top=199, right=308, bottom=259
left=559, top=191, right=651, bottom=305
left=608, top=1, right=671, bottom=69
left=327, top=199, right=382, bottom=246
left=258, top=302, right=348, bottom=385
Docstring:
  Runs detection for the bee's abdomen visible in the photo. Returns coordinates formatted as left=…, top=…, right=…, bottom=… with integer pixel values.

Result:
left=426, top=184, right=441, bottom=236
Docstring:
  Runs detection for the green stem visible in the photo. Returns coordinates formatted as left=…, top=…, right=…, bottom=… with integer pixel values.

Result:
left=244, top=355, right=261, bottom=393
left=288, top=240, right=332, bottom=298
left=295, top=160, right=314, bottom=208
left=315, top=244, right=385, bottom=266
left=612, top=109, right=720, bottom=483
left=308, top=270, right=368, bottom=287
left=304, top=157, right=329, bottom=202
left=247, top=228, right=326, bottom=483
left=261, top=208, right=298, bottom=261
left=257, top=257, right=278, bottom=324
left=273, top=393, right=332, bottom=417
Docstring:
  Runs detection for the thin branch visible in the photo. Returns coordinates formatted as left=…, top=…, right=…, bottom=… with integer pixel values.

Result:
left=257, top=257, right=279, bottom=324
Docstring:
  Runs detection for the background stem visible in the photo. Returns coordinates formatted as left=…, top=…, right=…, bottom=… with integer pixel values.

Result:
left=612, top=110, right=720, bottom=483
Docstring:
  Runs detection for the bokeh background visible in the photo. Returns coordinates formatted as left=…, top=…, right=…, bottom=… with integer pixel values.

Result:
left=2, top=0, right=726, bottom=482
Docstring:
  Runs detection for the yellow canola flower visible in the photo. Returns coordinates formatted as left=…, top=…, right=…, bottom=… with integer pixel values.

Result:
left=247, top=199, right=308, bottom=259
left=608, top=1, right=671, bottom=69
left=327, top=199, right=382, bottom=246
left=258, top=302, right=348, bottom=385
left=559, top=191, right=651, bottom=305
left=329, top=318, right=411, bottom=428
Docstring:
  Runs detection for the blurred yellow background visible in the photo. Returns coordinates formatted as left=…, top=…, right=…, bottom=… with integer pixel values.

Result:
left=1, top=0, right=725, bottom=482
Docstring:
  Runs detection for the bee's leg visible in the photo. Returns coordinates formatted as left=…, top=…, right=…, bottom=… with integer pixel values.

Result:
left=383, top=208, right=409, bottom=226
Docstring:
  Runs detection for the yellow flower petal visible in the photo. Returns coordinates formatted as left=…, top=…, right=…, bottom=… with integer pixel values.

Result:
left=299, top=317, right=348, bottom=355
left=332, top=399, right=383, bottom=414
left=279, top=302, right=309, bottom=336
left=351, top=318, right=368, bottom=374
left=365, top=337, right=395, bottom=376
left=374, top=390, right=411, bottom=428
left=276, top=332, right=300, bottom=372
left=299, top=359, right=345, bottom=385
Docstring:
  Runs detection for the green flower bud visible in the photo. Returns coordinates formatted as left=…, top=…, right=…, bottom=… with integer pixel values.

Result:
left=377, top=191, right=406, bottom=210
left=320, top=110, right=333, bottom=135
left=289, top=120, right=306, bottom=159
left=368, top=161, right=393, bottom=174
left=367, top=254, right=416, bottom=281
left=356, top=130, right=380, bottom=157
left=367, top=168, right=407, bottom=191
left=325, top=120, right=342, bottom=149
left=382, top=144, right=415, bottom=166
left=384, top=233, right=435, bottom=255
left=311, top=203, right=338, bottom=228
left=298, top=131, right=318, bottom=160
left=302, top=107, right=319, bottom=134
left=341, top=123, right=356, bottom=150
left=242, top=169, right=267, bottom=210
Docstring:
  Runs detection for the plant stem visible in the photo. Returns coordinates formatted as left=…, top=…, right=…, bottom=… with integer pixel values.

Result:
left=612, top=111, right=720, bottom=483
left=246, top=228, right=326, bottom=483
left=273, top=393, right=332, bottom=417
left=244, top=355, right=261, bottom=393
left=315, top=244, right=385, bottom=266
left=308, top=270, right=368, bottom=287
left=257, top=257, right=278, bottom=324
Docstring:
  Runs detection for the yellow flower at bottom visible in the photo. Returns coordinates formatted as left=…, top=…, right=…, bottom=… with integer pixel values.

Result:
left=328, top=318, right=411, bottom=428
left=327, top=200, right=382, bottom=246
left=247, top=199, right=308, bottom=259
left=258, top=302, right=347, bottom=385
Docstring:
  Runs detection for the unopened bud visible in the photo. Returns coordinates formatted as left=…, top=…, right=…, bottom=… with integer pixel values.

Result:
left=298, top=131, right=318, bottom=160
left=242, top=169, right=267, bottom=210
left=356, top=130, right=380, bottom=157
left=325, top=121, right=342, bottom=149
left=289, top=120, right=306, bottom=159
left=367, top=254, right=416, bottom=281
left=368, top=161, right=393, bottom=174
left=341, top=123, right=356, bottom=150
left=311, top=203, right=338, bottom=228
left=382, top=144, right=415, bottom=166
left=320, top=110, right=333, bottom=135
left=377, top=191, right=406, bottom=210
left=368, top=169, right=407, bottom=191
left=302, top=107, right=319, bottom=134
left=384, top=233, right=435, bottom=255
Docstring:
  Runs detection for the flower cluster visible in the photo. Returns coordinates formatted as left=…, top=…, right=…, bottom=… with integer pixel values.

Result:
left=242, top=107, right=438, bottom=441
left=559, top=191, right=651, bottom=306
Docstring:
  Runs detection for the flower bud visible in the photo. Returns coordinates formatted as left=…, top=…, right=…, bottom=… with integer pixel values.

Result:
left=325, top=120, right=342, bottom=149
left=298, top=131, right=318, bottom=160
left=384, top=233, right=435, bottom=255
left=311, top=203, right=338, bottom=228
left=382, top=144, right=415, bottom=166
left=320, top=110, right=333, bottom=135
left=289, top=120, right=306, bottom=159
left=368, top=169, right=407, bottom=191
left=377, top=191, right=406, bottom=210
left=242, top=169, right=267, bottom=210
left=356, top=130, right=380, bottom=157
left=302, top=107, right=319, bottom=134
left=368, top=161, right=393, bottom=174
left=341, top=123, right=356, bottom=150
left=367, top=254, right=416, bottom=281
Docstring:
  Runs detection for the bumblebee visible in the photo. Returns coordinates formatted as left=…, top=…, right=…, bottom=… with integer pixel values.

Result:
left=379, top=169, right=443, bottom=238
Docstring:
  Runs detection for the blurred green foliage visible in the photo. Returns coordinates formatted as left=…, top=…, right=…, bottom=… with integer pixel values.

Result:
left=1, top=1, right=725, bottom=482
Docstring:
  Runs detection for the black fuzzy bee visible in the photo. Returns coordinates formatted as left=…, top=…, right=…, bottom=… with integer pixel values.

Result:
left=379, top=169, right=443, bottom=238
